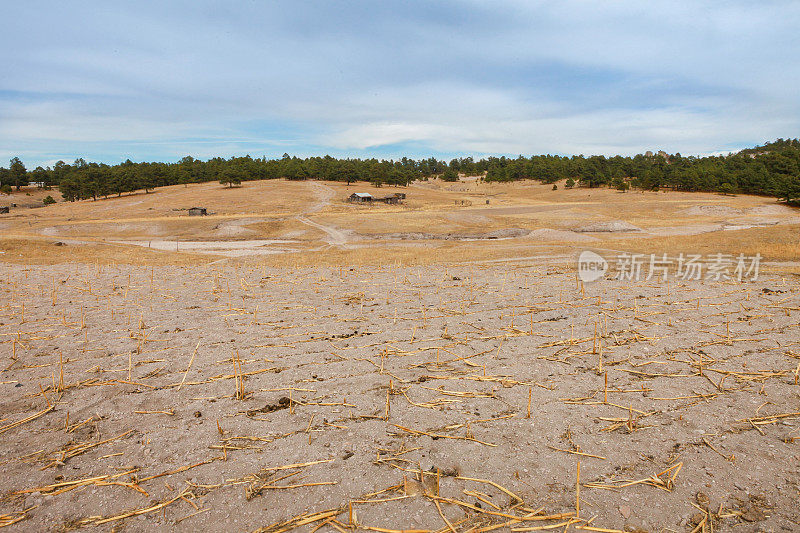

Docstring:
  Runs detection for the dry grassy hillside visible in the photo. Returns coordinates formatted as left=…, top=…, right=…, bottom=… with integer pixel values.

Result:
left=0, top=179, right=798, bottom=270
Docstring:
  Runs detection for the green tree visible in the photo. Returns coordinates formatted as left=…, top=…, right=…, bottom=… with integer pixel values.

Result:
left=612, top=177, right=629, bottom=192
left=59, top=176, right=81, bottom=201
left=31, top=166, right=49, bottom=188
left=9, top=157, right=28, bottom=190
left=441, top=168, right=459, bottom=182
left=219, top=168, right=243, bottom=188
left=779, top=179, right=800, bottom=205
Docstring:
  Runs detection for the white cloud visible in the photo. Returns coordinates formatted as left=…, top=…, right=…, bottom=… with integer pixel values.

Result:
left=1, top=1, right=798, bottom=165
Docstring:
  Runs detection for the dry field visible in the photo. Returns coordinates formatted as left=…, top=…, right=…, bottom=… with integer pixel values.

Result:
left=1, top=180, right=799, bottom=532
left=1, top=263, right=799, bottom=532
left=1, top=178, right=799, bottom=268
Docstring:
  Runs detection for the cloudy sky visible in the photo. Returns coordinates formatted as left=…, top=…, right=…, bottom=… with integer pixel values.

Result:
left=2, top=1, right=799, bottom=167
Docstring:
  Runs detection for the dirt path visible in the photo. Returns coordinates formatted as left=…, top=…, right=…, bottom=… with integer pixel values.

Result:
left=296, top=215, right=349, bottom=245
left=297, top=181, right=349, bottom=245
left=303, top=181, right=336, bottom=214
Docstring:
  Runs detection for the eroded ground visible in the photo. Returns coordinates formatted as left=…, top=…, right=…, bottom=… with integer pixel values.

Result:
left=1, top=263, right=799, bottom=531
left=2, top=179, right=800, bottom=267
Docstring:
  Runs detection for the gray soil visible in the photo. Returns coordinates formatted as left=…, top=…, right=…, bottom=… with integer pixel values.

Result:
left=684, top=206, right=745, bottom=217
left=0, top=263, right=798, bottom=532
left=107, top=240, right=300, bottom=257
left=576, top=220, right=643, bottom=233
left=526, top=228, right=600, bottom=243
left=362, top=228, right=530, bottom=241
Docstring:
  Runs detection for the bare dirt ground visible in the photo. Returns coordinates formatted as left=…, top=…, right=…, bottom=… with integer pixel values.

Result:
left=1, top=262, right=799, bottom=532
left=1, top=179, right=800, bottom=532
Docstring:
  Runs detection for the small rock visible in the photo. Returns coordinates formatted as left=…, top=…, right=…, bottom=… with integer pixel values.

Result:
left=438, top=463, right=461, bottom=477
left=690, top=512, right=705, bottom=526
left=741, top=504, right=766, bottom=522
left=23, top=494, right=41, bottom=509
left=696, top=491, right=710, bottom=510
left=193, top=411, right=202, bottom=418
left=619, top=504, right=632, bottom=519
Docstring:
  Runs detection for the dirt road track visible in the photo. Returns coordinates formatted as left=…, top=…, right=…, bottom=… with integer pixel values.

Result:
left=297, top=182, right=350, bottom=245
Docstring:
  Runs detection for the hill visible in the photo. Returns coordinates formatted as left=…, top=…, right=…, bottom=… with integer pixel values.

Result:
left=1, top=178, right=798, bottom=270
left=1, top=139, right=799, bottom=204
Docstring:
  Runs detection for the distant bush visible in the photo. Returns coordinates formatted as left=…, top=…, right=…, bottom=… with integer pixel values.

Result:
left=441, top=168, right=459, bottom=182
left=43, top=195, right=56, bottom=205
left=565, top=177, right=575, bottom=188
left=552, top=184, right=558, bottom=190
left=0, top=184, right=11, bottom=195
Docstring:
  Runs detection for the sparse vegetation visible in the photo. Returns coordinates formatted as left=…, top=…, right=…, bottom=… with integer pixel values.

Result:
left=0, top=174, right=799, bottom=531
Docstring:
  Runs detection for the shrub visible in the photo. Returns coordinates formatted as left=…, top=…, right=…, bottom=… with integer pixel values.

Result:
left=441, top=168, right=459, bottom=182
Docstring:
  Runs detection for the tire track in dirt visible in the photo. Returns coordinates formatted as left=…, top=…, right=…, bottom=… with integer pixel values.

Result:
left=297, top=181, right=349, bottom=246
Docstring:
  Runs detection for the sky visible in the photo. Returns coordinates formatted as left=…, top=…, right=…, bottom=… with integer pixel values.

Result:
left=1, top=1, right=799, bottom=168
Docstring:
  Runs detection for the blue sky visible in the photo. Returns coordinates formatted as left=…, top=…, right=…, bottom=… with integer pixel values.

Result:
left=1, top=1, right=799, bottom=167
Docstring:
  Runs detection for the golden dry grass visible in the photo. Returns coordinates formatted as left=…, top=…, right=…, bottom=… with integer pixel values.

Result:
left=0, top=238, right=207, bottom=266
left=1, top=178, right=798, bottom=269
left=0, top=186, right=57, bottom=208
left=260, top=241, right=571, bottom=267
left=606, top=223, right=800, bottom=263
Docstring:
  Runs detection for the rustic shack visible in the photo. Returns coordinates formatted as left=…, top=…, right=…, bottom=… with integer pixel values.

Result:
left=348, top=193, right=373, bottom=203
left=378, top=195, right=401, bottom=205
left=188, top=207, right=208, bottom=216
